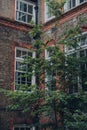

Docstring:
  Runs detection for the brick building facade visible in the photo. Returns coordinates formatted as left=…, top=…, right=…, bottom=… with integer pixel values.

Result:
left=0, top=0, right=87, bottom=130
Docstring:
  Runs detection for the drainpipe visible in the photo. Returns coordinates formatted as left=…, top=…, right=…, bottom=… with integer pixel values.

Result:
left=35, top=0, right=38, bottom=25
left=34, top=0, right=40, bottom=130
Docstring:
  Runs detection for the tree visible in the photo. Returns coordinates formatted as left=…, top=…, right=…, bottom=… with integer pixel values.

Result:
left=3, top=0, right=87, bottom=130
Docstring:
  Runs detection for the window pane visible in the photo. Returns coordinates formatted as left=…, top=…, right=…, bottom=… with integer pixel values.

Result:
left=18, top=72, right=21, bottom=84
left=82, top=73, right=87, bottom=91
left=69, top=0, right=71, bottom=8
left=46, top=69, right=56, bottom=90
left=69, top=78, right=78, bottom=93
left=80, top=50, right=85, bottom=57
left=16, top=49, right=21, bottom=57
left=16, top=12, right=26, bottom=22
left=26, top=128, right=30, bottom=130
left=81, top=34, right=87, bottom=45
left=27, top=76, right=32, bottom=86
left=80, top=49, right=87, bottom=91
left=16, top=0, right=18, bottom=10
left=28, top=5, right=33, bottom=14
left=16, top=11, right=20, bottom=20
left=28, top=52, right=32, bottom=57
left=80, top=0, right=84, bottom=3
left=69, top=0, right=76, bottom=9
left=16, top=61, right=21, bottom=70
left=14, top=128, right=19, bottom=130
left=72, top=0, right=76, bottom=7
left=47, top=6, right=53, bottom=18
left=86, top=49, right=87, bottom=57
left=20, top=13, right=26, bottom=22
left=21, top=73, right=26, bottom=84
left=20, top=2, right=27, bottom=12
left=20, top=128, right=25, bottom=130
left=27, top=15, right=32, bottom=22
left=22, top=51, right=27, bottom=58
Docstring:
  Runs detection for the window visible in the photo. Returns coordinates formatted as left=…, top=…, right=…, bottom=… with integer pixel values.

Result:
left=64, top=0, right=86, bottom=12
left=15, top=0, right=35, bottom=24
left=80, top=49, right=87, bottom=91
left=65, top=32, right=87, bottom=92
left=45, top=47, right=56, bottom=91
left=67, top=53, right=78, bottom=93
left=44, top=2, right=54, bottom=22
left=80, top=0, right=85, bottom=3
left=15, top=47, right=35, bottom=90
left=69, top=0, right=76, bottom=9
left=14, top=125, right=35, bottom=130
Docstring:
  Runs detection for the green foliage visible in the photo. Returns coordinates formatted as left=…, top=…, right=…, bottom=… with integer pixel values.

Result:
left=46, top=0, right=66, bottom=18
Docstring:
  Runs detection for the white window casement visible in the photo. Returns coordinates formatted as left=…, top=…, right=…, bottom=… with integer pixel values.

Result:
left=14, top=125, right=35, bottom=130
left=15, top=0, right=35, bottom=24
left=65, top=32, right=87, bottom=93
left=15, top=47, right=35, bottom=90
left=64, top=0, right=86, bottom=12
left=44, top=2, right=55, bottom=22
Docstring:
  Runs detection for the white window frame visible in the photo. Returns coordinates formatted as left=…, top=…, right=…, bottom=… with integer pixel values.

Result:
left=65, top=31, right=87, bottom=92
left=15, top=0, right=35, bottom=24
left=14, top=47, right=35, bottom=90
left=64, top=0, right=87, bottom=12
left=44, top=1, right=55, bottom=22
left=14, top=125, right=35, bottom=130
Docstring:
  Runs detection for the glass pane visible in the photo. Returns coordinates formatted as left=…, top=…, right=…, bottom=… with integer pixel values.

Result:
left=20, top=128, right=25, bottom=130
left=20, top=2, right=27, bottom=12
left=74, top=84, right=78, bottom=93
left=27, top=76, right=31, bottom=86
left=16, top=12, right=26, bottom=22
left=27, top=15, right=32, bottom=22
left=15, top=72, right=19, bottom=83
left=46, top=49, right=53, bottom=58
left=21, top=13, right=26, bottom=22
left=26, top=128, right=30, bottom=130
left=22, top=51, right=27, bottom=58
left=72, top=0, right=76, bottom=7
left=16, top=11, right=19, bottom=20
left=16, top=61, right=21, bottom=70
left=21, top=73, right=26, bottom=84
left=28, top=5, right=33, bottom=14
left=22, top=63, right=27, bottom=72
left=15, top=72, right=18, bottom=82
left=82, top=73, right=87, bottom=91
left=47, top=7, right=53, bottom=18
left=80, top=50, right=84, bottom=57
left=81, top=35, right=86, bottom=45
left=16, top=0, right=18, bottom=10
left=69, top=0, right=72, bottom=8
left=80, top=0, right=84, bottom=3
left=28, top=52, right=32, bottom=57
left=16, top=49, right=21, bottom=57
left=15, top=72, right=20, bottom=90
left=86, top=49, right=87, bottom=57
left=14, top=127, right=19, bottom=130
left=18, top=72, right=21, bottom=84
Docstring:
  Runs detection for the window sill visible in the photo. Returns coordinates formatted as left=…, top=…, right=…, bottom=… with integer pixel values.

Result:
left=45, top=16, right=55, bottom=23
left=15, top=19, right=35, bottom=26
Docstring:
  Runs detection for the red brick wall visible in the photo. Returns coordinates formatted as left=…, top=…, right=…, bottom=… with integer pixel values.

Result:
left=0, top=17, right=33, bottom=130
